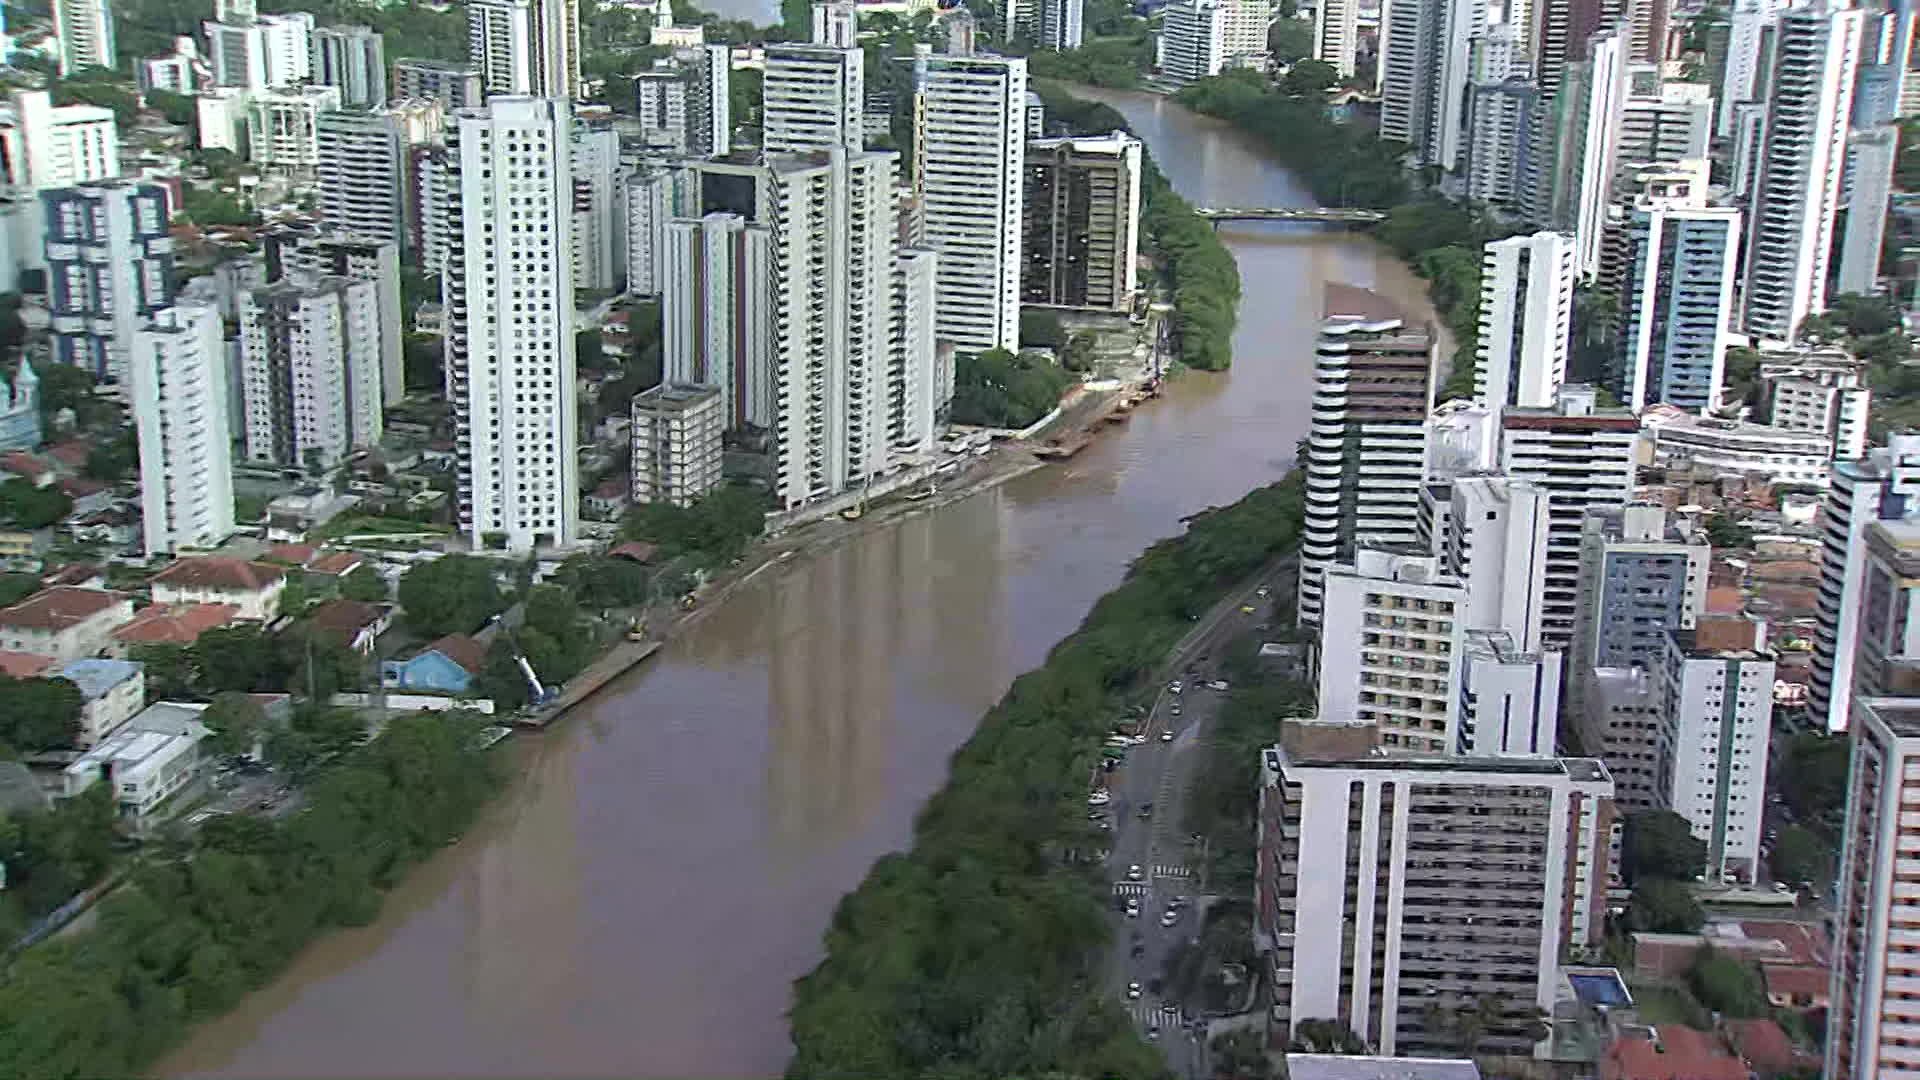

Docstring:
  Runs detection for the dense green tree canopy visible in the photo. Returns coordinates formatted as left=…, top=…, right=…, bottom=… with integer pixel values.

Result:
left=1623, top=810, right=1708, bottom=884
left=397, top=555, right=506, bottom=638
left=950, top=348, right=1079, bottom=428
left=0, top=675, right=83, bottom=752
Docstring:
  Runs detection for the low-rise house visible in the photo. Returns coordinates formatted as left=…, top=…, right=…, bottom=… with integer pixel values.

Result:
left=61, top=702, right=210, bottom=821
left=381, top=633, right=486, bottom=694
left=1287, top=1057, right=1480, bottom=1080
left=109, top=602, right=241, bottom=653
left=40, top=563, right=105, bottom=589
left=150, top=558, right=287, bottom=620
left=1601, top=1026, right=1748, bottom=1080
left=0, top=451, right=56, bottom=487
left=0, top=649, right=50, bottom=677
left=0, top=529, right=37, bottom=559
left=53, top=657, right=146, bottom=746
left=0, top=587, right=133, bottom=660
left=584, top=477, right=630, bottom=520
left=66, top=508, right=136, bottom=546
left=1722, top=1018, right=1812, bottom=1078
left=307, top=599, right=391, bottom=655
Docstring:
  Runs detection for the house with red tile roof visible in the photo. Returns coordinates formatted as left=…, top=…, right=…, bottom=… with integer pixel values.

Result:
left=1722, top=1018, right=1811, bottom=1078
left=109, top=603, right=241, bottom=651
left=0, top=649, right=51, bottom=677
left=150, top=558, right=287, bottom=620
left=0, top=587, right=133, bottom=660
left=1601, top=1026, right=1747, bottom=1080
left=306, top=599, right=391, bottom=654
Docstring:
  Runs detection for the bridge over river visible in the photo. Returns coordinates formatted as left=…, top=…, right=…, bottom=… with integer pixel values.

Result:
left=1191, top=206, right=1387, bottom=225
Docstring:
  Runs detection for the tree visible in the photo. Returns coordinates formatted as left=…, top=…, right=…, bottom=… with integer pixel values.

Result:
left=338, top=567, right=390, bottom=603
left=0, top=478, right=73, bottom=529
left=948, top=348, right=1078, bottom=428
left=193, top=625, right=286, bottom=694
left=0, top=675, right=83, bottom=751
left=128, top=643, right=195, bottom=699
left=1688, top=946, right=1767, bottom=1017
left=1627, top=878, right=1705, bottom=933
left=1623, top=810, right=1707, bottom=884
left=476, top=637, right=530, bottom=710
left=575, top=330, right=609, bottom=372
left=397, top=555, right=505, bottom=637
left=84, top=432, right=136, bottom=484
left=34, top=360, right=109, bottom=429
left=0, top=572, right=38, bottom=607
left=1777, top=731, right=1849, bottom=825
left=1770, top=824, right=1827, bottom=887
left=200, top=692, right=267, bottom=759
left=145, top=89, right=196, bottom=126
left=1268, top=17, right=1312, bottom=63
left=1289, top=1018, right=1368, bottom=1054
left=623, top=485, right=770, bottom=569
left=1703, top=511, right=1756, bottom=551
left=1279, top=58, right=1339, bottom=97
left=1020, top=309, right=1067, bottom=349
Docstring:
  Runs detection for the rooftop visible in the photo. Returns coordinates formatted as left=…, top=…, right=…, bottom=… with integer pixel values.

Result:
left=422, top=633, right=487, bottom=675
left=1322, top=283, right=1408, bottom=324
left=1286, top=1055, right=1480, bottom=1080
left=111, top=602, right=240, bottom=646
left=151, top=557, right=286, bottom=593
left=307, top=599, right=387, bottom=645
left=54, top=657, right=142, bottom=699
left=0, top=649, right=50, bottom=677
left=1601, top=1026, right=1746, bottom=1080
left=633, top=382, right=722, bottom=412
left=0, top=586, right=129, bottom=631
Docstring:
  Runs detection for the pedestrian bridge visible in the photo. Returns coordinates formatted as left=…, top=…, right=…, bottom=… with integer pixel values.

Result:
left=1190, top=207, right=1387, bottom=225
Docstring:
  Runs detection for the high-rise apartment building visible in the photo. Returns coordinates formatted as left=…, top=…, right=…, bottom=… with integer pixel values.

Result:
left=467, top=0, right=579, bottom=99
left=1657, top=617, right=1775, bottom=883
left=240, top=275, right=384, bottom=470
left=631, top=383, right=725, bottom=507
left=311, top=24, right=386, bottom=108
left=1762, top=348, right=1870, bottom=461
left=1, top=90, right=118, bottom=190
left=570, top=120, right=624, bottom=293
left=266, top=228, right=404, bottom=406
left=1717, top=0, right=1785, bottom=136
left=131, top=303, right=234, bottom=555
left=632, top=45, right=731, bottom=155
left=246, top=86, right=342, bottom=174
left=891, top=247, right=942, bottom=447
left=1299, top=286, right=1438, bottom=624
left=1613, top=196, right=1740, bottom=411
left=1314, top=0, right=1358, bottom=76
left=1445, top=474, right=1553, bottom=651
left=1810, top=435, right=1920, bottom=731
left=1616, top=81, right=1712, bottom=170
left=1742, top=6, right=1863, bottom=344
left=1459, top=630, right=1564, bottom=756
left=1020, top=132, right=1142, bottom=312
left=1466, top=75, right=1541, bottom=209
left=439, top=97, right=578, bottom=552
left=1500, top=386, right=1640, bottom=651
left=1475, top=231, right=1575, bottom=411
left=662, top=211, right=774, bottom=431
left=624, top=162, right=695, bottom=297
left=763, top=41, right=863, bottom=152
left=1007, top=0, right=1083, bottom=50
left=1257, top=727, right=1616, bottom=1057
left=1155, top=0, right=1228, bottom=84
left=315, top=108, right=408, bottom=249
left=1827, top=696, right=1920, bottom=1080
left=393, top=57, right=484, bottom=108
left=913, top=52, right=1027, bottom=356
left=1571, top=509, right=1711, bottom=810
left=205, top=10, right=313, bottom=91
left=1379, top=0, right=1477, bottom=168
left=1838, top=124, right=1898, bottom=296
left=1317, top=547, right=1469, bottom=754
left=43, top=180, right=173, bottom=384
left=52, top=0, right=114, bottom=75
left=1559, top=29, right=1629, bottom=275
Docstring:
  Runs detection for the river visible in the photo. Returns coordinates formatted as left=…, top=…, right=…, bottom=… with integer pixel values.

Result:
left=158, top=89, right=1443, bottom=1079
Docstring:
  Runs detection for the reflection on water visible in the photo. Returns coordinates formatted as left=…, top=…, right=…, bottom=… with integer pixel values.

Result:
left=159, top=90, right=1444, bottom=1079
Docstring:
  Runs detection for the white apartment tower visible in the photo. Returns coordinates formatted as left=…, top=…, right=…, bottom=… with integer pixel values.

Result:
left=266, top=228, right=405, bottom=407
left=1810, top=435, right=1920, bottom=731
left=1475, top=231, right=1575, bottom=411
left=913, top=52, right=1028, bottom=356
left=1765, top=349, right=1871, bottom=461
left=1717, top=0, right=1787, bottom=137
left=440, top=97, right=578, bottom=552
left=311, top=25, right=386, bottom=108
left=1565, top=30, right=1629, bottom=275
left=43, top=180, right=172, bottom=384
left=52, top=0, right=114, bottom=75
left=1837, top=124, right=1898, bottom=296
left=662, top=212, right=775, bottom=432
left=624, top=162, right=695, bottom=296
left=1156, top=0, right=1228, bottom=84
left=1827, top=696, right=1920, bottom=1080
left=1616, top=82, right=1713, bottom=172
left=3, top=90, right=118, bottom=191
left=1316, top=547, right=1470, bottom=754
left=632, top=45, right=731, bottom=155
left=1299, top=286, right=1439, bottom=624
left=315, top=109, right=408, bottom=249
left=1499, top=387, right=1640, bottom=651
left=763, top=41, right=863, bottom=153
left=205, top=10, right=313, bottom=91
left=239, top=275, right=384, bottom=470
left=1614, top=198, right=1741, bottom=411
left=570, top=122, right=625, bottom=293
left=131, top=303, right=234, bottom=555
left=891, top=247, right=940, bottom=453
left=1657, top=617, right=1775, bottom=883
left=246, top=86, right=342, bottom=174
left=1258, top=733, right=1616, bottom=1057
left=467, top=0, right=579, bottom=99
left=631, top=383, right=725, bottom=508
left=1315, top=0, right=1359, bottom=76
left=1742, top=6, right=1863, bottom=345
left=1445, top=474, right=1552, bottom=652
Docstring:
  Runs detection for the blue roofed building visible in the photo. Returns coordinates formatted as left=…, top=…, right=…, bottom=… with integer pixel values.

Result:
left=0, top=359, right=38, bottom=452
left=381, top=633, right=486, bottom=695
left=54, top=656, right=145, bottom=746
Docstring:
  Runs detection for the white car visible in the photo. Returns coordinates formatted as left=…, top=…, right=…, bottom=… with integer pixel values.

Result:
left=1256, top=586, right=1271, bottom=598
left=1160, top=910, right=1179, bottom=927
left=1126, top=899, right=1141, bottom=918
left=1126, top=982, right=1142, bottom=999
left=1087, top=791, right=1111, bottom=806
left=1160, top=731, right=1174, bottom=742
left=1168, top=681, right=1183, bottom=694
left=1127, top=864, right=1143, bottom=881
left=1208, top=680, right=1229, bottom=691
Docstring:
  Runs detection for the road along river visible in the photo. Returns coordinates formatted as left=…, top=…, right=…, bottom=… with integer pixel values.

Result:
left=159, top=88, right=1443, bottom=1078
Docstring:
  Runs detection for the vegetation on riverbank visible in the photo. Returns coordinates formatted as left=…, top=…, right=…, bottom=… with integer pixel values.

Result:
left=1037, top=87, right=1241, bottom=371
left=1174, top=71, right=1503, bottom=397
left=0, top=713, right=502, bottom=1080
left=787, top=473, right=1305, bottom=1080
left=952, top=347, right=1082, bottom=427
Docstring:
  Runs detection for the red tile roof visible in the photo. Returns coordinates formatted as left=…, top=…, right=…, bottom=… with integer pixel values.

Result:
left=307, top=599, right=386, bottom=645
left=306, top=551, right=364, bottom=577
left=609, top=540, right=657, bottom=563
left=39, top=563, right=102, bottom=588
left=0, top=451, right=55, bottom=478
left=151, top=557, right=286, bottom=593
left=1723, top=1018, right=1796, bottom=1073
left=0, top=649, right=51, bottom=677
left=58, top=476, right=107, bottom=498
left=264, top=543, right=318, bottom=566
left=424, top=633, right=487, bottom=675
left=1761, top=964, right=1829, bottom=1000
left=0, top=587, right=129, bottom=631
left=1602, top=1027, right=1747, bottom=1080
left=1738, top=920, right=1830, bottom=966
left=110, top=602, right=240, bottom=646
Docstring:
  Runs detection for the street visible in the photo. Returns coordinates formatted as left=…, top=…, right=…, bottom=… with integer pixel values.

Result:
left=1093, top=557, right=1291, bottom=1078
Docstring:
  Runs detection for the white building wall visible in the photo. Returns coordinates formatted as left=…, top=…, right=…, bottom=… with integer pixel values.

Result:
left=1317, top=548, right=1469, bottom=754
left=570, top=124, right=624, bottom=293
left=1617, top=203, right=1740, bottom=411
left=662, top=211, right=774, bottom=431
left=132, top=304, right=234, bottom=555
left=1475, top=231, right=1575, bottom=410
left=468, top=0, right=534, bottom=96
left=1838, top=124, right=1898, bottom=297
left=1659, top=632, right=1774, bottom=883
left=52, top=0, right=114, bottom=75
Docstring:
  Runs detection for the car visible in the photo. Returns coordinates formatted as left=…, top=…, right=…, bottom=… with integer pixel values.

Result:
left=1169, top=895, right=1188, bottom=908
left=1208, top=680, right=1229, bottom=691
left=1160, top=910, right=1178, bottom=927
left=1146, top=1027, right=1160, bottom=1041
left=1168, top=681, right=1183, bottom=694
left=1160, top=731, right=1174, bottom=742
left=1126, top=982, right=1142, bottom=999
left=1773, top=882, right=1793, bottom=894
left=1138, top=802, right=1154, bottom=819
left=1256, top=586, right=1271, bottom=598
left=1171, top=704, right=1183, bottom=716
left=1098, top=820, right=1112, bottom=831
left=1088, top=791, right=1111, bottom=806
left=1127, top=863, right=1143, bottom=880
left=1087, top=810, right=1106, bottom=820
left=1129, top=734, right=1148, bottom=745
left=1240, top=605, right=1256, bottom=614
left=1160, top=1001, right=1180, bottom=1015
left=1126, top=900, right=1141, bottom=918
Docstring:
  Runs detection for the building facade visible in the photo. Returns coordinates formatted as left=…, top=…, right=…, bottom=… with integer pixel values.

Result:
left=43, top=180, right=174, bottom=384
left=1614, top=199, right=1740, bottom=411
left=393, top=57, right=483, bottom=108
left=1657, top=619, right=1775, bottom=883
left=239, top=275, right=384, bottom=470
left=630, top=383, right=724, bottom=507
left=311, top=24, right=386, bottom=107
left=1020, top=132, right=1141, bottom=312
left=1475, top=231, right=1575, bottom=411
left=52, top=0, right=114, bottom=75
left=131, top=304, right=234, bottom=555
left=661, top=211, right=774, bottom=431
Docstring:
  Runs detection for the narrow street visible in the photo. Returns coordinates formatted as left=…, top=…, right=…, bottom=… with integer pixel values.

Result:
left=1094, top=556, right=1292, bottom=1078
